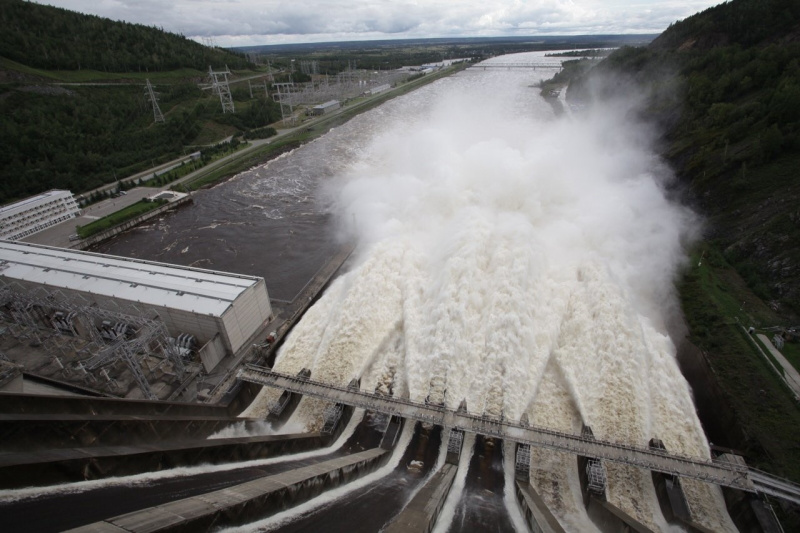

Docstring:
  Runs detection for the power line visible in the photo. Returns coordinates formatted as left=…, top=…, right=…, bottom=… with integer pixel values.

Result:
left=144, top=79, right=165, bottom=123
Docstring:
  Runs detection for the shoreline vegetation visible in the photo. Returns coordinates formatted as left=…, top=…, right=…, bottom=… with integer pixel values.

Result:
left=68, top=62, right=469, bottom=240
left=175, top=62, right=471, bottom=192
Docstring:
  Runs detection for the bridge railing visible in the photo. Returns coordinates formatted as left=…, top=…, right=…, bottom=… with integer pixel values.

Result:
left=239, top=365, right=800, bottom=501
left=240, top=365, right=739, bottom=470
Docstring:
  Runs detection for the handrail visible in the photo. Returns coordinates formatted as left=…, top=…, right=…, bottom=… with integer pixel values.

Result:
left=238, top=364, right=800, bottom=502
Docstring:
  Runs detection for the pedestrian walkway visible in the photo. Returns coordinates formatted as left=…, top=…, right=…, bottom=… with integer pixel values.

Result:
left=237, top=365, right=800, bottom=504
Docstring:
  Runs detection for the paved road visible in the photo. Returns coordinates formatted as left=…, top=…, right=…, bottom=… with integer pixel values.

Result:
left=757, top=333, right=800, bottom=398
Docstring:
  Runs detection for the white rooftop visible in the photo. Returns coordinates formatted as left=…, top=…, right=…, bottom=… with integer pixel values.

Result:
left=0, top=240, right=263, bottom=316
left=0, top=190, right=74, bottom=217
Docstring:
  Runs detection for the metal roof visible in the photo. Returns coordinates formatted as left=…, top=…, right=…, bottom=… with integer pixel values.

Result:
left=0, top=240, right=264, bottom=316
left=0, top=190, right=75, bottom=218
left=314, top=100, right=340, bottom=109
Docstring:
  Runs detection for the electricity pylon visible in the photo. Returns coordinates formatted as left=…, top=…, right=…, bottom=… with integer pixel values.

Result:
left=208, top=65, right=235, bottom=113
left=144, top=79, right=164, bottom=123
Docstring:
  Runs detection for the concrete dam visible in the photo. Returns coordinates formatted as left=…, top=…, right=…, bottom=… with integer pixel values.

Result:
left=1, top=52, right=799, bottom=532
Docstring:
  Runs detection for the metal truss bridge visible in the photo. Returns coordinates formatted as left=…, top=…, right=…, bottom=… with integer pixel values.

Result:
left=238, top=365, right=800, bottom=505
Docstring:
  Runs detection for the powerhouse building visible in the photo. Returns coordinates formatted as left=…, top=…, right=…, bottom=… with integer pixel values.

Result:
left=311, top=100, right=341, bottom=115
left=0, top=240, right=272, bottom=371
left=0, top=190, right=81, bottom=241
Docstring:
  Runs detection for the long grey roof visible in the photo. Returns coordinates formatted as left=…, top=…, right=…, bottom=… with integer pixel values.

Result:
left=0, top=240, right=263, bottom=316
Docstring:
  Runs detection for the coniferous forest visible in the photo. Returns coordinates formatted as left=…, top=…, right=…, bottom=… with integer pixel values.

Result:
left=566, top=0, right=800, bottom=317
left=0, top=0, right=250, bottom=72
left=0, top=0, right=282, bottom=205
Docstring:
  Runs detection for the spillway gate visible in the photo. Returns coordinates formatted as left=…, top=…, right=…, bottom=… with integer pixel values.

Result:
left=238, top=365, right=800, bottom=504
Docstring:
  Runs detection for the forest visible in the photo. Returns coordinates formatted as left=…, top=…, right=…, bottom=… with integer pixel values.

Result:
left=0, top=0, right=285, bottom=205
left=0, top=82, right=283, bottom=204
left=0, top=0, right=251, bottom=72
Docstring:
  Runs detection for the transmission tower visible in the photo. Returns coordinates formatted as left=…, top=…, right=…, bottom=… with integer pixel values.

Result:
left=273, top=82, right=295, bottom=125
left=266, top=60, right=274, bottom=83
left=144, top=79, right=165, bottom=123
left=300, top=60, right=319, bottom=75
left=208, top=65, right=235, bottom=113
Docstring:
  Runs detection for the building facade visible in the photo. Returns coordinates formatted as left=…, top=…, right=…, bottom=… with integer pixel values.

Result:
left=0, top=241, right=272, bottom=371
left=311, top=100, right=341, bottom=115
left=0, top=190, right=81, bottom=241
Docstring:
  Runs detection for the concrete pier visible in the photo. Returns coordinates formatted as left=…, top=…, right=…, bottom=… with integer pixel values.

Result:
left=67, top=447, right=389, bottom=533
left=72, top=195, right=193, bottom=251
left=578, top=426, right=655, bottom=533
left=0, top=392, right=234, bottom=417
left=383, top=464, right=457, bottom=533
left=0, top=413, right=251, bottom=451
left=515, top=481, right=566, bottom=533
left=0, top=433, right=323, bottom=489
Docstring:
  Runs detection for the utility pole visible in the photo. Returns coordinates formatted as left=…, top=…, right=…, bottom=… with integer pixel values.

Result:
left=144, top=79, right=164, bottom=123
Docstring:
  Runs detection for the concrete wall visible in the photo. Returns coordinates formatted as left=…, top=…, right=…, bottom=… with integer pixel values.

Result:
left=0, top=433, right=325, bottom=489
left=384, top=464, right=456, bottom=533
left=198, top=334, right=226, bottom=372
left=70, top=447, right=389, bottom=532
left=4, top=272, right=268, bottom=360
left=220, top=280, right=272, bottom=353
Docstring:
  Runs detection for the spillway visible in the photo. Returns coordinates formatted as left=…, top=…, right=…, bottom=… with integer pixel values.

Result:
left=0, top=52, right=765, bottom=532
left=239, top=52, right=739, bottom=531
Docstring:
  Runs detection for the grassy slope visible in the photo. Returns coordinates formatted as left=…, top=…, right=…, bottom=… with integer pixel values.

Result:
left=680, top=245, right=800, bottom=483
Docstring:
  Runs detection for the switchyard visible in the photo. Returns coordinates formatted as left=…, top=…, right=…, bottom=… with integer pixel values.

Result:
left=0, top=240, right=272, bottom=400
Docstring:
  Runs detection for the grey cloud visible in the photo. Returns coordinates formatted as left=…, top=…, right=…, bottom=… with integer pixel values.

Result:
left=38, top=0, right=720, bottom=45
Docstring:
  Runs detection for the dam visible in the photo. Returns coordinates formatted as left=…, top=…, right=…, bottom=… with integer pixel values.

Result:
left=1, top=52, right=797, bottom=532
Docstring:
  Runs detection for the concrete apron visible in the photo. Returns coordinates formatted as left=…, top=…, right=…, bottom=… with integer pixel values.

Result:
left=66, top=447, right=389, bottom=533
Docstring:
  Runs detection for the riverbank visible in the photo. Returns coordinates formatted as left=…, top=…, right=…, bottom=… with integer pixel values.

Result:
left=175, top=62, right=471, bottom=191
left=72, top=193, right=192, bottom=250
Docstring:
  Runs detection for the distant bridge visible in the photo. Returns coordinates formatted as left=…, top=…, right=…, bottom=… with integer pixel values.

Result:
left=239, top=365, right=800, bottom=505
left=471, top=62, right=562, bottom=70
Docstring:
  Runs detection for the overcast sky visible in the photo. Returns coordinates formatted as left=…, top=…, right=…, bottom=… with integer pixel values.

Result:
left=37, top=0, right=721, bottom=47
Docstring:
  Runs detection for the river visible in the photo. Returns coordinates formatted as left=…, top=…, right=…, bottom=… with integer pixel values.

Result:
left=97, top=52, right=736, bottom=532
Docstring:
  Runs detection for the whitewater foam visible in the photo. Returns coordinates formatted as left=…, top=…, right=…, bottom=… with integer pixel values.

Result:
left=245, top=54, right=732, bottom=531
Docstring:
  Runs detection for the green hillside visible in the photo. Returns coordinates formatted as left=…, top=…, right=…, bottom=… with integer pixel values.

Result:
left=0, top=1, right=281, bottom=205
left=0, top=0, right=250, bottom=72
